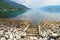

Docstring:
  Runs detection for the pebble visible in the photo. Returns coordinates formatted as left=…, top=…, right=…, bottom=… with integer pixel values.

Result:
left=48, top=37, right=55, bottom=40
left=50, top=38, right=55, bottom=40
left=21, top=32, right=26, bottom=37
left=38, top=37, right=43, bottom=40
left=0, top=37, right=6, bottom=40
left=29, top=36, right=37, bottom=40
left=43, top=38, right=47, bottom=40
left=49, top=32, right=59, bottom=38
left=41, top=30, right=48, bottom=37
left=0, top=20, right=60, bottom=40
left=0, top=30, right=4, bottom=35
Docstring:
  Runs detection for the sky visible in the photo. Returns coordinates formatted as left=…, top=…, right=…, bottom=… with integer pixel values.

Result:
left=10, top=0, right=60, bottom=8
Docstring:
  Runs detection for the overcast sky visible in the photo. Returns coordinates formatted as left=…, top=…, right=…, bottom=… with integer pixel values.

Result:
left=10, top=0, right=60, bottom=8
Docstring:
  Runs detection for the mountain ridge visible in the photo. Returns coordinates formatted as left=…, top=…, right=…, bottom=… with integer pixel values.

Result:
left=0, top=0, right=29, bottom=10
left=4, top=0, right=29, bottom=9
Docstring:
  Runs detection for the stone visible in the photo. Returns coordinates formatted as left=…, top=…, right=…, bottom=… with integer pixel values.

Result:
left=29, top=37, right=37, bottom=40
left=0, top=37, right=6, bottom=40
left=8, top=38, right=13, bottom=40
left=49, top=33, right=59, bottom=38
left=9, top=34, right=14, bottom=39
left=43, top=38, right=47, bottom=40
left=21, top=32, right=26, bottom=38
left=15, top=34, right=21, bottom=40
left=41, top=30, right=48, bottom=37
left=50, top=38, right=55, bottom=40
left=38, top=37, right=43, bottom=40
left=13, top=38, right=17, bottom=40
left=4, top=33, right=9, bottom=39
left=48, top=37, right=55, bottom=40
left=0, top=30, right=4, bottom=35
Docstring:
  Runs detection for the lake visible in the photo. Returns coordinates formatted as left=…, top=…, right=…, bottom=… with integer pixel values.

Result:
left=1, top=5, right=60, bottom=27
left=11, top=8, right=60, bottom=26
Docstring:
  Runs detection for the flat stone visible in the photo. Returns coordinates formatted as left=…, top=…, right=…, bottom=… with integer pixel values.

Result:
left=29, top=36, right=37, bottom=40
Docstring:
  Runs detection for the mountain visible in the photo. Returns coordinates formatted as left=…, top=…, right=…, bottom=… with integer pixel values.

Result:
left=4, top=0, right=29, bottom=9
left=0, top=0, right=29, bottom=18
left=0, top=0, right=29, bottom=10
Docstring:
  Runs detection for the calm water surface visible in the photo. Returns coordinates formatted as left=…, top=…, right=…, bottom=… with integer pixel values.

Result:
left=11, top=8, right=60, bottom=26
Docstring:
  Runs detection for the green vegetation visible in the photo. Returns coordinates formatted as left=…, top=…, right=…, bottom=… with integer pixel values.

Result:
left=0, top=1, right=23, bottom=11
left=0, top=0, right=28, bottom=18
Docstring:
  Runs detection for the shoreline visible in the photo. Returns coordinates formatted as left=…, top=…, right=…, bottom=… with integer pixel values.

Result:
left=0, top=19, right=59, bottom=40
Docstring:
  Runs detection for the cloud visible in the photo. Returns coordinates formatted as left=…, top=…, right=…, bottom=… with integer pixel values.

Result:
left=40, top=0, right=60, bottom=7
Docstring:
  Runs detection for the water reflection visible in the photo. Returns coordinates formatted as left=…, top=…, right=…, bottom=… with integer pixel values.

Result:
left=11, top=8, right=60, bottom=27
left=0, top=7, right=60, bottom=26
left=0, top=9, right=27, bottom=18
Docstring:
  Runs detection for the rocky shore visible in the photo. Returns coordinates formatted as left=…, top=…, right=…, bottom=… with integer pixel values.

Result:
left=0, top=19, right=60, bottom=40
left=38, top=20, right=60, bottom=40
